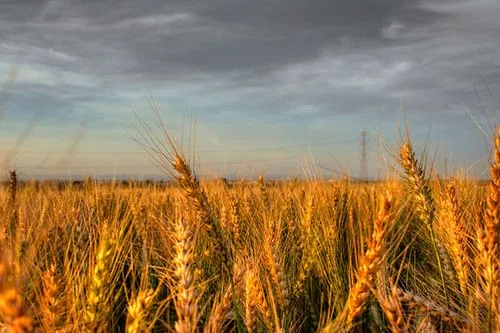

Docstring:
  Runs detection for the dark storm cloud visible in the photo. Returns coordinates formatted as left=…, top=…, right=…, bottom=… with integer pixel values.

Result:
left=196, top=0, right=445, bottom=33
left=1, top=0, right=449, bottom=79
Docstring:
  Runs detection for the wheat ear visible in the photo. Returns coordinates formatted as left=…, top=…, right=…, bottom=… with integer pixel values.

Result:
left=444, top=184, right=469, bottom=295
left=0, top=263, right=34, bottom=333
left=399, top=141, right=449, bottom=305
left=396, top=288, right=471, bottom=328
left=477, top=127, right=500, bottom=333
left=415, top=316, right=437, bottom=333
left=344, top=193, right=392, bottom=329
left=126, top=289, right=155, bottom=333
left=173, top=219, right=199, bottom=333
left=376, top=286, right=409, bottom=333
left=244, top=265, right=271, bottom=333
left=203, top=286, right=233, bottom=333
left=41, top=264, right=59, bottom=331
left=84, top=226, right=116, bottom=332
left=173, top=155, right=232, bottom=277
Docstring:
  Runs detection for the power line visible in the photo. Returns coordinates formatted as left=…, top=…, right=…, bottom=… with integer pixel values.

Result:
left=11, top=155, right=300, bottom=170
left=0, top=138, right=358, bottom=155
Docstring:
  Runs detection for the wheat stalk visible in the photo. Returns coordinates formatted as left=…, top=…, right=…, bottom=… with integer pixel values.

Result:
left=40, top=264, right=59, bottom=331
left=376, top=286, right=409, bottom=333
left=444, top=183, right=469, bottom=295
left=262, top=221, right=287, bottom=309
left=396, top=288, right=471, bottom=328
left=399, top=140, right=450, bottom=305
left=477, top=127, right=500, bottom=333
left=136, top=104, right=233, bottom=279
left=203, top=286, right=233, bottom=333
left=173, top=156, right=233, bottom=277
left=230, top=197, right=240, bottom=244
left=345, top=194, right=392, bottom=328
left=415, top=316, right=437, bottom=333
left=173, top=219, right=199, bottom=333
left=0, top=263, right=34, bottom=333
left=244, top=265, right=271, bottom=333
left=294, top=195, right=315, bottom=297
left=326, top=193, right=392, bottom=331
left=84, top=226, right=116, bottom=332
left=126, top=289, right=155, bottom=333
left=7, top=170, right=19, bottom=252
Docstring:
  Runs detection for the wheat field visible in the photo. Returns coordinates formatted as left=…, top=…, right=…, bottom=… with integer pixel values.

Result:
left=0, top=127, right=498, bottom=332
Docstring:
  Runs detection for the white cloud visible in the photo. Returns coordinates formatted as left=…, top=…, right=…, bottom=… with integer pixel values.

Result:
left=0, top=63, right=96, bottom=88
left=0, top=41, right=78, bottom=67
left=287, top=105, right=320, bottom=115
left=381, top=20, right=405, bottom=39
left=275, top=51, right=413, bottom=95
left=420, top=0, right=498, bottom=14
left=112, top=13, right=195, bottom=29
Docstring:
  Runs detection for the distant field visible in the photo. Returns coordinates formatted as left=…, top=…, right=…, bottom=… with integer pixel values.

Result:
left=0, top=133, right=498, bottom=333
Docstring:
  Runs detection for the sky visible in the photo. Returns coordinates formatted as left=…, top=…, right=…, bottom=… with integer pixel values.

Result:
left=0, top=0, right=499, bottom=179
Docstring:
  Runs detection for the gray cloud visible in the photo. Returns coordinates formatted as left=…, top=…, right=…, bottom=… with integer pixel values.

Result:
left=0, top=0, right=499, bottom=176
left=0, top=0, right=449, bottom=76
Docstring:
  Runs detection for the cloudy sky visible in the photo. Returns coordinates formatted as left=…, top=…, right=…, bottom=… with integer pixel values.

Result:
left=0, top=0, right=498, bottom=179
